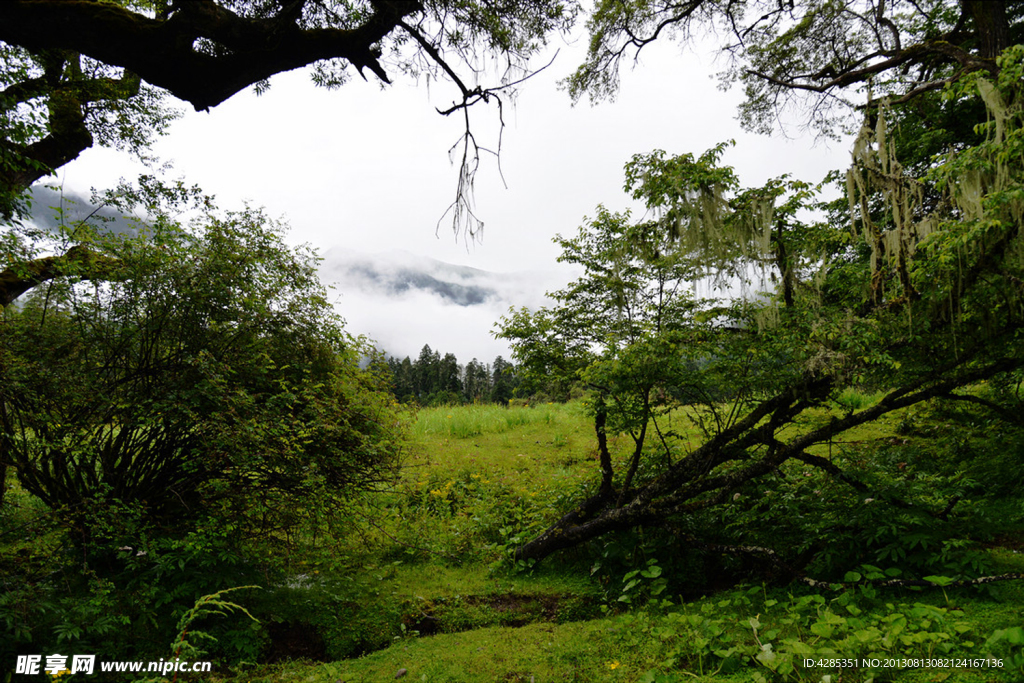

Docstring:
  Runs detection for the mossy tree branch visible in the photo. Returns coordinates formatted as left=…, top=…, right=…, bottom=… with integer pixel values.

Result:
left=0, top=244, right=122, bottom=307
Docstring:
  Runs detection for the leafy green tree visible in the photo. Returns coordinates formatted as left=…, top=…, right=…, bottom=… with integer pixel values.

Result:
left=569, top=0, right=1018, bottom=137
left=501, top=49, right=1024, bottom=573
left=0, top=203, right=402, bottom=539
left=500, top=207, right=713, bottom=494
left=413, top=349, right=463, bottom=405
left=414, top=344, right=439, bottom=399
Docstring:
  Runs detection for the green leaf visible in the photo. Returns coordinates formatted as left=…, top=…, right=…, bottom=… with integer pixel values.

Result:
left=810, top=622, right=835, bottom=638
left=923, top=575, right=955, bottom=587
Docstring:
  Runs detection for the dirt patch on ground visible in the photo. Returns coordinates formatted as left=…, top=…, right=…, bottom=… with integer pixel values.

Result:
left=264, top=620, right=328, bottom=663
left=464, top=593, right=566, bottom=626
left=262, top=591, right=599, bottom=664
left=400, top=591, right=599, bottom=635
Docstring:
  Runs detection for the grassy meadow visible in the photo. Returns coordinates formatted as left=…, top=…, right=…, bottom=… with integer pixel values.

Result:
left=203, top=398, right=1024, bottom=683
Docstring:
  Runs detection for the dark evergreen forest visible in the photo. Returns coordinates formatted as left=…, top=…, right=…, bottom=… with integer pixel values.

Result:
left=384, top=346, right=520, bottom=405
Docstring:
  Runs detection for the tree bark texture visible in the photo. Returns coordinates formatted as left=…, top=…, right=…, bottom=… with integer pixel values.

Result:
left=514, top=357, right=1019, bottom=563
left=0, top=245, right=122, bottom=307
left=964, top=0, right=1010, bottom=59
left=0, top=1, right=423, bottom=112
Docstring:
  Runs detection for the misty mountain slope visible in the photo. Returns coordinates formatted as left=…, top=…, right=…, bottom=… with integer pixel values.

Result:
left=319, top=248, right=572, bottom=360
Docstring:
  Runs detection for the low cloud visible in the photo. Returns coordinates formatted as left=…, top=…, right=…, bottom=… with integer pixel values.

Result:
left=25, top=186, right=140, bottom=237
left=16, top=190, right=568, bottom=364
left=319, top=248, right=573, bottom=362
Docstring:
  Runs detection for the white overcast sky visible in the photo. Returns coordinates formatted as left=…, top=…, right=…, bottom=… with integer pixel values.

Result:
left=48, top=32, right=851, bottom=362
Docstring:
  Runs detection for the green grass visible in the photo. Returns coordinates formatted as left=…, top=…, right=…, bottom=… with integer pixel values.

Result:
left=227, top=576, right=1024, bottom=683
left=6, top=399, right=1023, bottom=682
left=411, top=403, right=569, bottom=440
left=204, top=398, right=1024, bottom=683
left=240, top=617, right=630, bottom=683
left=222, top=403, right=611, bottom=664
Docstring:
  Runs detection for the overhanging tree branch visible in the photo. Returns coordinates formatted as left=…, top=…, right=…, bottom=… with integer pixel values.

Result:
left=0, top=49, right=147, bottom=211
left=569, top=0, right=1010, bottom=135
left=0, top=245, right=122, bottom=307
left=0, top=0, right=423, bottom=112
left=397, top=17, right=559, bottom=239
left=937, top=391, right=1024, bottom=426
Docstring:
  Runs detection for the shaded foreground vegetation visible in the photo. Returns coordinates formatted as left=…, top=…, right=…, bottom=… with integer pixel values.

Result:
left=6, top=399, right=1022, bottom=682
left=234, top=398, right=1024, bottom=682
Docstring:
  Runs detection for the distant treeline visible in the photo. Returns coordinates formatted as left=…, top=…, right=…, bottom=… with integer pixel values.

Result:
left=384, top=345, right=521, bottom=405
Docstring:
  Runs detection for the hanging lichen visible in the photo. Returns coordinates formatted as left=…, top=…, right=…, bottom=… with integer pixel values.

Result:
left=933, top=57, right=1024, bottom=317
left=846, top=102, right=931, bottom=304
left=753, top=299, right=780, bottom=332
left=625, top=143, right=765, bottom=282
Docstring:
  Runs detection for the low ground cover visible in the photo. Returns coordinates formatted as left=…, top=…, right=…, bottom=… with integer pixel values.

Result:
left=216, top=399, right=1023, bottom=681
left=4, top=399, right=1022, bottom=681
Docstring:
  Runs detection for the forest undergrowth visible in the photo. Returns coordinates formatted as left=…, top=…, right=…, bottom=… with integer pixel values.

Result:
left=3, top=398, right=1023, bottom=682
left=184, top=396, right=1024, bottom=683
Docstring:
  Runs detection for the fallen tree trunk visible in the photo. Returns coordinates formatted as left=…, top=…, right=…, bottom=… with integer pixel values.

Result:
left=514, top=356, right=1020, bottom=563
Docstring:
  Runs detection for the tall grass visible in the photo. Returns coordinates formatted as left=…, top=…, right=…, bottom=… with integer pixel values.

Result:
left=835, top=386, right=887, bottom=411
left=411, top=403, right=563, bottom=439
